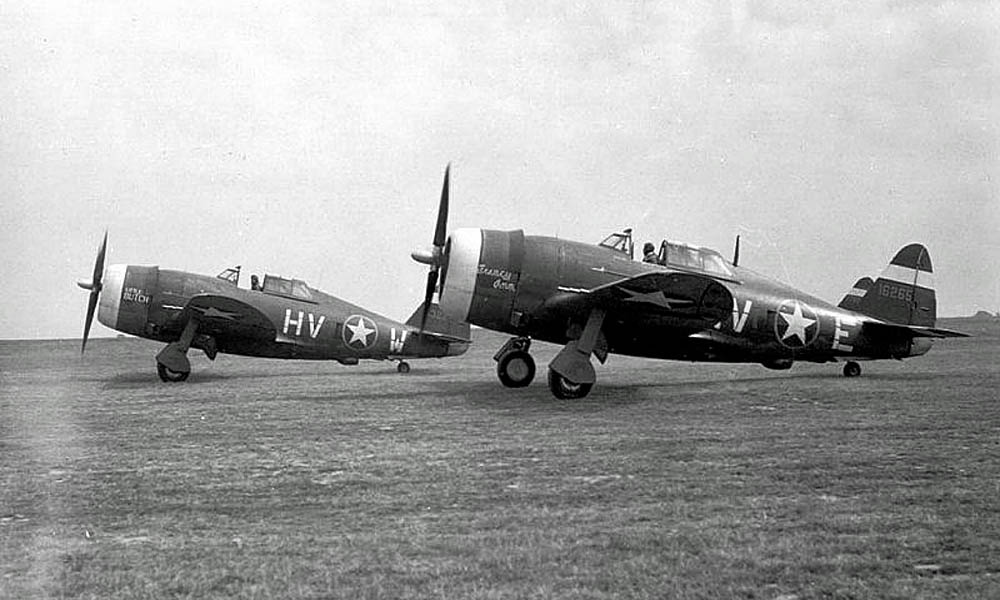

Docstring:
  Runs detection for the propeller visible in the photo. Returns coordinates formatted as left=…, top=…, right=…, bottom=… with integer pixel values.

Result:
left=732, top=234, right=741, bottom=267
left=411, top=164, right=451, bottom=332
left=78, top=231, right=108, bottom=353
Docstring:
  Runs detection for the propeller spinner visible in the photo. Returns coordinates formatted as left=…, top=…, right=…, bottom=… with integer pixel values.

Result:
left=77, top=231, right=108, bottom=353
left=411, top=164, right=451, bottom=332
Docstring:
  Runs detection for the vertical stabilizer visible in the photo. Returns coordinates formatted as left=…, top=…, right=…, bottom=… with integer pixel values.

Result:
left=838, top=277, right=874, bottom=312
left=406, top=301, right=471, bottom=341
left=856, top=244, right=936, bottom=326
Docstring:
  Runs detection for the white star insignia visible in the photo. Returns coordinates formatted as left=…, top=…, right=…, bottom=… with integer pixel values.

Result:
left=345, top=316, right=376, bottom=347
left=778, top=301, right=816, bottom=344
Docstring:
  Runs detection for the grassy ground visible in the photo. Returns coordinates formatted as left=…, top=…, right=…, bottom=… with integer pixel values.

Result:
left=1, top=326, right=998, bottom=599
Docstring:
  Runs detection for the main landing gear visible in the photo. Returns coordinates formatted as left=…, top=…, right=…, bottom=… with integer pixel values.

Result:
left=396, top=361, right=411, bottom=374
left=157, top=362, right=190, bottom=382
left=494, top=337, right=536, bottom=388
left=547, top=369, right=593, bottom=400
left=494, top=309, right=606, bottom=400
left=842, top=361, right=862, bottom=378
left=546, top=308, right=606, bottom=400
left=155, top=319, right=200, bottom=382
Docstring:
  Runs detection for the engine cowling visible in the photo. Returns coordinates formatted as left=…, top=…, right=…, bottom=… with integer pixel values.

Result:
left=98, top=265, right=158, bottom=337
left=438, top=228, right=525, bottom=331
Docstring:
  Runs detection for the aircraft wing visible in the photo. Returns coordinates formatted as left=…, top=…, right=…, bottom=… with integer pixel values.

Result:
left=182, top=294, right=278, bottom=341
left=550, top=271, right=733, bottom=324
left=862, top=321, right=970, bottom=339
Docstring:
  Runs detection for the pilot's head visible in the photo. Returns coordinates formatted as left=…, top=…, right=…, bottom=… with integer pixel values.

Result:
left=643, top=242, right=655, bottom=254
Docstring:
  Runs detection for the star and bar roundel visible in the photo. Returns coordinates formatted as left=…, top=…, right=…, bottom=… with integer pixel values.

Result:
left=773, top=299, right=819, bottom=348
left=342, top=314, right=378, bottom=350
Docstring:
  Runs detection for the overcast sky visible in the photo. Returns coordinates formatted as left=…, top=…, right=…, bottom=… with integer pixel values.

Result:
left=1, top=1, right=997, bottom=340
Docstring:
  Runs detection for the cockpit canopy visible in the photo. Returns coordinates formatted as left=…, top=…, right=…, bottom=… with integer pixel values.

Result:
left=597, top=229, right=734, bottom=277
left=598, top=228, right=634, bottom=259
left=658, top=240, right=733, bottom=277
left=261, top=274, right=315, bottom=301
left=216, top=266, right=241, bottom=285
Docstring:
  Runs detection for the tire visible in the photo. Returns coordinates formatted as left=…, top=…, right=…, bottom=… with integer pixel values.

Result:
left=843, top=361, right=861, bottom=378
left=397, top=361, right=411, bottom=374
left=497, top=351, right=535, bottom=388
left=157, top=362, right=190, bottom=382
left=547, top=369, right=593, bottom=399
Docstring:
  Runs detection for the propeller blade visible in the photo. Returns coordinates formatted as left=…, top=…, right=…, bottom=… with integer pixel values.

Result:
left=82, top=290, right=99, bottom=353
left=733, top=234, right=740, bottom=267
left=433, top=164, right=450, bottom=248
left=420, top=269, right=439, bottom=332
left=93, top=230, right=107, bottom=288
left=81, top=231, right=108, bottom=354
left=414, top=164, right=452, bottom=334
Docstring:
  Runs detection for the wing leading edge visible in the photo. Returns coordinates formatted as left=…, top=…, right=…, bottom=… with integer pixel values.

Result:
left=550, top=271, right=734, bottom=325
left=183, top=294, right=279, bottom=342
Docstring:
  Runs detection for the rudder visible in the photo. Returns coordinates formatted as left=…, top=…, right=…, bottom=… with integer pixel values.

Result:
left=855, top=243, right=936, bottom=327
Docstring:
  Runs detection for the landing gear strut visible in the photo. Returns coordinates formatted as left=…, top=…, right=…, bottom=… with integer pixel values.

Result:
left=546, top=308, right=606, bottom=400
left=843, top=361, right=862, bottom=377
left=494, top=337, right=536, bottom=388
left=155, top=318, right=198, bottom=382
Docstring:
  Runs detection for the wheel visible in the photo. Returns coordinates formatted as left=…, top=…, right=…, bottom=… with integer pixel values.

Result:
left=397, top=361, right=411, bottom=374
left=843, top=361, right=861, bottom=378
left=497, top=350, right=535, bottom=388
left=157, top=362, right=190, bottom=382
left=547, top=369, right=593, bottom=399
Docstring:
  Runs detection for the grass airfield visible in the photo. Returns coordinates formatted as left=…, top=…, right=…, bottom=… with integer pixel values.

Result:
left=1, top=324, right=998, bottom=599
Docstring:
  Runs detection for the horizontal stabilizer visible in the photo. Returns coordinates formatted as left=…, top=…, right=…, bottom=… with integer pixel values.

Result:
left=863, top=320, right=970, bottom=339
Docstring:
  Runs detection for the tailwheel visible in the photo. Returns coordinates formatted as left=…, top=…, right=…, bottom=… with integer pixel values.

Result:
left=497, top=350, right=535, bottom=388
left=547, top=369, right=593, bottom=400
left=397, top=361, right=411, bottom=374
left=157, top=362, right=190, bottom=382
left=843, top=361, right=861, bottom=378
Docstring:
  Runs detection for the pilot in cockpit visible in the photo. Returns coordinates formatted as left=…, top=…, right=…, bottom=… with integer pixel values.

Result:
left=251, top=275, right=262, bottom=291
left=642, top=242, right=658, bottom=263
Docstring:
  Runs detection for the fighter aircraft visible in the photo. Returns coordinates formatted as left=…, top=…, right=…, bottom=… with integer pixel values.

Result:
left=79, top=233, right=471, bottom=381
left=412, top=166, right=968, bottom=399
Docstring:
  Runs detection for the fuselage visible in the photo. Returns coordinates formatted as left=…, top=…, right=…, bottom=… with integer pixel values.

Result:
left=435, top=229, right=930, bottom=366
left=98, top=265, right=468, bottom=362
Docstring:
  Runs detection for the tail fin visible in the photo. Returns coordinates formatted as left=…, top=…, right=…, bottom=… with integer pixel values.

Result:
left=406, top=301, right=471, bottom=341
left=838, top=277, right=874, bottom=312
left=853, top=244, right=936, bottom=326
